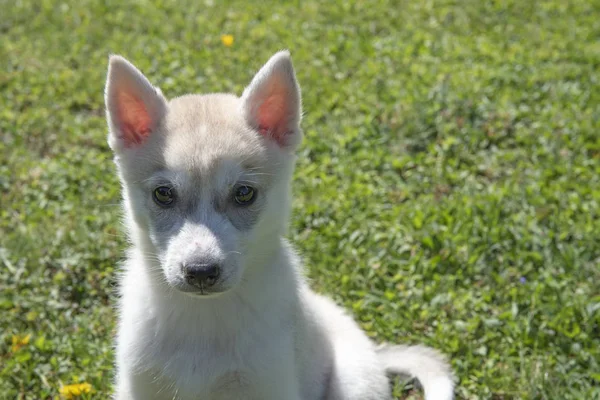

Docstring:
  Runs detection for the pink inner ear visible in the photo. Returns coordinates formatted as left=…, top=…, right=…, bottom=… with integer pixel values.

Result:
left=257, top=93, right=288, bottom=142
left=117, top=90, right=152, bottom=147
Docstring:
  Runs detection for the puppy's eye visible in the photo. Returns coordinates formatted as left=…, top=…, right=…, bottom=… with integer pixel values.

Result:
left=153, top=186, right=175, bottom=206
left=234, top=185, right=256, bottom=206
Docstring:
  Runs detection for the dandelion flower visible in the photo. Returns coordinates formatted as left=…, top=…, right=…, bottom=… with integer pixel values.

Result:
left=59, top=382, right=92, bottom=399
left=221, top=34, right=234, bottom=47
left=11, top=333, right=31, bottom=352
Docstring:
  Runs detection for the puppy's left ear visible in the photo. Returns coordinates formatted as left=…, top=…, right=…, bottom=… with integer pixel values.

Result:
left=241, top=51, right=302, bottom=149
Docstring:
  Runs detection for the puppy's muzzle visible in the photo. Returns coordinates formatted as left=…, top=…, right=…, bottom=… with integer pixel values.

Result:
left=182, top=262, right=221, bottom=288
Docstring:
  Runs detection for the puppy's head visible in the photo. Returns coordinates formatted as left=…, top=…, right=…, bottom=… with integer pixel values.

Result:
left=105, top=51, right=301, bottom=296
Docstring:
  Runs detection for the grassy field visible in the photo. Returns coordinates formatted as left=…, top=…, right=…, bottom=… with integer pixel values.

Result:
left=1, top=0, right=599, bottom=398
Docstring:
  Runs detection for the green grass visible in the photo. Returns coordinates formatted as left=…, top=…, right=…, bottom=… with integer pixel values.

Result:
left=1, top=0, right=599, bottom=398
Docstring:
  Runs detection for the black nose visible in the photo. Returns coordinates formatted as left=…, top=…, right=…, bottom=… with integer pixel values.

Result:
left=182, top=263, right=220, bottom=288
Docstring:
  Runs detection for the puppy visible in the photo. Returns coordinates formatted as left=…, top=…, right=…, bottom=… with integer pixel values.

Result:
left=105, top=50, right=454, bottom=400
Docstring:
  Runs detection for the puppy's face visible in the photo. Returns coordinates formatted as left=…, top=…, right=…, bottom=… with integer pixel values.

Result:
left=105, top=52, right=301, bottom=296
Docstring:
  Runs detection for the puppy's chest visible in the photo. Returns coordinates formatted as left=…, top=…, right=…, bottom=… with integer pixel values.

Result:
left=151, top=336, right=252, bottom=396
left=137, top=323, right=292, bottom=399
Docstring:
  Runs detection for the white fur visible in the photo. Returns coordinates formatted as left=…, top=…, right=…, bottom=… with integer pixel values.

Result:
left=105, top=51, right=454, bottom=400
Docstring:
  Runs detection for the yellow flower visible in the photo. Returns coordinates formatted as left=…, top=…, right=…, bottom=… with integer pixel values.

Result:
left=11, top=334, right=31, bottom=352
left=221, top=34, right=234, bottom=47
left=59, top=382, right=92, bottom=399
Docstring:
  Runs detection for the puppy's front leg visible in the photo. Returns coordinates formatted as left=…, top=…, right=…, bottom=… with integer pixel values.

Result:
left=250, top=350, right=302, bottom=400
left=253, top=369, right=302, bottom=400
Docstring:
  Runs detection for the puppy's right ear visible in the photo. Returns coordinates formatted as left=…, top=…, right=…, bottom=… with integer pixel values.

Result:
left=105, top=55, right=167, bottom=151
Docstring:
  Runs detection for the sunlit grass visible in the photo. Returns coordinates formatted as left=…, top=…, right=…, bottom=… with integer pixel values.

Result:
left=1, top=1, right=599, bottom=398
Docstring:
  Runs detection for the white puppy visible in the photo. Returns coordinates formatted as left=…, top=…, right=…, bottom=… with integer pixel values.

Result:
left=105, top=51, right=454, bottom=400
